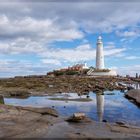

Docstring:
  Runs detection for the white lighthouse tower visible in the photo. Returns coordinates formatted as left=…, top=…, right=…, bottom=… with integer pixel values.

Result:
left=87, top=35, right=117, bottom=76
left=96, top=36, right=104, bottom=69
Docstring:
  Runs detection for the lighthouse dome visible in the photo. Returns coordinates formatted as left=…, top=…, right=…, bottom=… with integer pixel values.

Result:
left=98, top=36, right=102, bottom=40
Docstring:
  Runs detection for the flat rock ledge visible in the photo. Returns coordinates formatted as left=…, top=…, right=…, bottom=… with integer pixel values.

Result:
left=17, top=106, right=58, bottom=117
left=0, top=104, right=140, bottom=139
left=0, top=104, right=58, bottom=138
left=125, top=89, right=140, bottom=105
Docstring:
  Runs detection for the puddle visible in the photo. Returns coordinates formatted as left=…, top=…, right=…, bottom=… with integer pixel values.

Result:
left=3, top=90, right=140, bottom=126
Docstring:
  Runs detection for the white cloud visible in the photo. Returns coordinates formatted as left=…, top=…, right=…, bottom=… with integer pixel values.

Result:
left=0, top=38, right=45, bottom=54
left=0, top=15, right=84, bottom=42
left=0, top=59, right=60, bottom=77
left=104, top=42, right=116, bottom=49
left=116, top=27, right=140, bottom=42
left=0, top=37, right=126, bottom=66
left=116, top=30, right=137, bottom=37
left=44, top=47, right=96, bottom=63
left=105, top=42, right=115, bottom=46
left=1, top=2, right=140, bottom=34
left=40, top=44, right=126, bottom=63
left=76, top=44, right=91, bottom=50
left=41, top=59, right=61, bottom=66
left=113, top=65, right=140, bottom=76
left=104, top=48, right=126, bottom=56
left=113, top=53, right=126, bottom=58
left=125, top=56, right=140, bottom=60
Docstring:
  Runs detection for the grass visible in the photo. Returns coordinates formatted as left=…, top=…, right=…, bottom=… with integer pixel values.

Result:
left=0, top=110, right=3, bottom=113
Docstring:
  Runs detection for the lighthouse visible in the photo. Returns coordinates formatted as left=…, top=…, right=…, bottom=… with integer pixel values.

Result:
left=87, top=36, right=117, bottom=76
left=96, top=36, right=104, bottom=69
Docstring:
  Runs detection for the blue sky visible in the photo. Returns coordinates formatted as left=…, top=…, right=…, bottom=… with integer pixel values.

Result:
left=0, top=1, right=140, bottom=77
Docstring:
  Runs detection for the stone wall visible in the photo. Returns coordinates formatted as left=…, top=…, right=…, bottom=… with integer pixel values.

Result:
left=87, top=70, right=117, bottom=76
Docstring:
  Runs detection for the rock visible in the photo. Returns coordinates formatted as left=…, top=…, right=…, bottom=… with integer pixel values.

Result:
left=8, top=90, right=31, bottom=97
left=87, top=84, right=92, bottom=88
left=103, top=119, right=107, bottom=122
left=105, top=92, right=115, bottom=95
left=95, top=89, right=102, bottom=93
left=73, top=113, right=85, bottom=118
left=116, top=121, right=125, bottom=126
left=16, top=106, right=58, bottom=117
left=95, top=85, right=104, bottom=90
left=127, top=86, right=134, bottom=90
left=86, top=95, right=90, bottom=98
left=66, top=113, right=91, bottom=123
left=125, top=89, right=140, bottom=105
left=75, top=132, right=81, bottom=135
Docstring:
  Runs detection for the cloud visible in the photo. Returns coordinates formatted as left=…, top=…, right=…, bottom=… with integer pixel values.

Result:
left=0, top=2, right=140, bottom=33
left=104, top=42, right=116, bottom=49
left=116, top=30, right=137, bottom=38
left=125, top=56, right=140, bottom=60
left=40, top=43, right=126, bottom=63
left=0, top=37, right=45, bottom=54
left=104, top=48, right=126, bottom=57
left=0, top=2, right=140, bottom=45
left=0, top=59, right=60, bottom=77
left=112, top=65, right=140, bottom=76
left=0, top=60, right=33, bottom=74
left=76, top=44, right=91, bottom=50
left=0, top=15, right=84, bottom=42
left=116, top=26, right=140, bottom=42
left=0, top=40, right=126, bottom=77
left=41, top=59, right=61, bottom=66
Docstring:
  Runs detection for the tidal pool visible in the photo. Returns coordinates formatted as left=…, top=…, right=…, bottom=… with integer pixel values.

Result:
left=3, top=90, right=140, bottom=126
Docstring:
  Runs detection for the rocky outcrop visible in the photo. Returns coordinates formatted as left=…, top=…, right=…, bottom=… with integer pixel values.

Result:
left=0, top=104, right=50, bottom=137
left=0, top=76, right=131, bottom=96
left=16, top=106, right=58, bottom=117
left=66, top=113, right=91, bottom=123
left=125, top=89, right=140, bottom=105
left=1, top=104, right=140, bottom=138
left=9, top=90, right=31, bottom=97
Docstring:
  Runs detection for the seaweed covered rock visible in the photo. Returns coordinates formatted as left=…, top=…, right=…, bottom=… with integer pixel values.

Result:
left=7, top=89, right=31, bottom=97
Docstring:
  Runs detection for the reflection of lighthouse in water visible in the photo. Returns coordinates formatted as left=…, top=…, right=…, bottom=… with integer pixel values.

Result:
left=96, top=93, right=104, bottom=122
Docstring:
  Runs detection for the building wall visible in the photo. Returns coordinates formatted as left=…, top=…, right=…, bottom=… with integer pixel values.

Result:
left=87, top=70, right=117, bottom=76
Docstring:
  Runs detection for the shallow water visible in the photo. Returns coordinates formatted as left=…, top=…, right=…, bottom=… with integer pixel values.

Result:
left=3, top=90, right=140, bottom=126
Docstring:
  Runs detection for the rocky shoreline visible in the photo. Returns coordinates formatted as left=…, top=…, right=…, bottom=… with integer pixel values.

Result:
left=0, top=76, right=140, bottom=138
left=0, top=76, right=136, bottom=97
left=0, top=104, right=140, bottom=138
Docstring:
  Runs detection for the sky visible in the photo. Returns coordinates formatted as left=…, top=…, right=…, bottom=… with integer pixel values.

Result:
left=0, top=0, right=140, bottom=77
